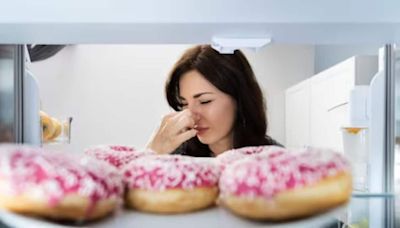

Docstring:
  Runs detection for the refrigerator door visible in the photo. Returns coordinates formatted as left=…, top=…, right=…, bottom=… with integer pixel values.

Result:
left=373, top=44, right=399, bottom=228
left=394, top=45, right=400, bottom=228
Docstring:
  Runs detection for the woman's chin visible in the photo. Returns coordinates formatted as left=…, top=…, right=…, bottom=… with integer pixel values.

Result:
left=197, top=135, right=210, bottom=144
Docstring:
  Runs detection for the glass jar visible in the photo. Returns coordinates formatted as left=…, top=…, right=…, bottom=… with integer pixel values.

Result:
left=342, top=126, right=369, bottom=192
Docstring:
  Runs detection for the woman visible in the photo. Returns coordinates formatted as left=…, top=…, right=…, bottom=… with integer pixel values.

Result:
left=147, top=45, right=281, bottom=157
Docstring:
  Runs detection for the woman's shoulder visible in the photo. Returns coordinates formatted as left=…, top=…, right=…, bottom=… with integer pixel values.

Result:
left=264, top=135, right=285, bottom=148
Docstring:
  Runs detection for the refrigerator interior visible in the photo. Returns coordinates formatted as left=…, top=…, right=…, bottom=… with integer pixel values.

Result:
left=0, top=43, right=399, bottom=227
left=0, top=2, right=400, bottom=227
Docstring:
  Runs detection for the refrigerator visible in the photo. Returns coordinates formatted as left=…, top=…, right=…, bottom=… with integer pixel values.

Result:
left=0, top=1, right=399, bottom=227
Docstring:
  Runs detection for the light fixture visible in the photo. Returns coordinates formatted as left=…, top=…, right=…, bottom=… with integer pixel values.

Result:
left=211, top=36, right=272, bottom=54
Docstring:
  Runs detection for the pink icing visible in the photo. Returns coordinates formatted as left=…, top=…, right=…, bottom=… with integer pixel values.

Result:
left=0, top=144, right=123, bottom=215
left=219, top=147, right=350, bottom=198
left=216, top=146, right=286, bottom=170
left=123, top=155, right=220, bottom=191
left=85, top=145, right=153, bottom=169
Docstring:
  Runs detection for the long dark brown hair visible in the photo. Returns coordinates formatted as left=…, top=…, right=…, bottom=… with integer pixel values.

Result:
left=165, top=45, right=280, bottom=157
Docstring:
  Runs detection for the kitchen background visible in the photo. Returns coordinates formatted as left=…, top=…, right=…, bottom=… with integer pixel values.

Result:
left=26, top=44, right=389, bottom=154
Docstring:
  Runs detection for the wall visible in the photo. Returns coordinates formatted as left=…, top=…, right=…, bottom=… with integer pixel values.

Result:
left=243, top=45, right=314, bottom=146
left=28, top=44, right=314, bottom=153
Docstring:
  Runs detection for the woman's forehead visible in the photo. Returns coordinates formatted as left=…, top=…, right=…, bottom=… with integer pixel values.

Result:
left=179, top=70, right=220, bottom=98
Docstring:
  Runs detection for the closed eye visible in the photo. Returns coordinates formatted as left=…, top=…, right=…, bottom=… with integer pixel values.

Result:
left=200, top=100, right=212, bottom=105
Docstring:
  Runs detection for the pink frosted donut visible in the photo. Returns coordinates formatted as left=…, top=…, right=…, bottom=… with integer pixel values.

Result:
left=219, top=147, right=352, bottom=220
left=123, top=155, right=220, bottom=213
left=85, top=145, right=153, bottom=169
left=0, top=144, right=123, bottom=221
left=216, top=145, right=286, bottom=170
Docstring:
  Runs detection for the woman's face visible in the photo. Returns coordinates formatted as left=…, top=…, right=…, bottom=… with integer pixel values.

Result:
left=179, top=70, right=236, bottom=154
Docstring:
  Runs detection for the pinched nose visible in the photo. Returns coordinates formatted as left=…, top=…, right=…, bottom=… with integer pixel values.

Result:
left=193, top=113, right=201, bottom=121
left=189, top=112, right=201, bottom=128
left=186, top=104, right=202, bottom=126
left=187, top=105, right=200, bottom=118
left=187, top=103, right=199, bottom=113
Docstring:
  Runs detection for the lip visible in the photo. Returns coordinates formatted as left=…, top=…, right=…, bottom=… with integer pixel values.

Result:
left=196, top=127, right=209, bottom=135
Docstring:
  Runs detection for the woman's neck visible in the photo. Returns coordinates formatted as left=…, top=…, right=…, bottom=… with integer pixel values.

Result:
left=209, top=136, right=233, bottom=156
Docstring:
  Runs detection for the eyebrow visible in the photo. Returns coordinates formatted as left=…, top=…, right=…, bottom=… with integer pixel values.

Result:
left=179, top=92, right=214, bottom=100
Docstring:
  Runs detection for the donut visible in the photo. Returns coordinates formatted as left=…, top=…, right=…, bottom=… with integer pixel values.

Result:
left=219, top=147, right=352, bottom=220
left=40, top=111, right=55, bottom=141
left=0, top=144, right=123, bottom=221
left=216, top=145, right=286, bottom=171
left=123, top=155, right=220, bottom=213
left=85, top=145, right=153, bottom=169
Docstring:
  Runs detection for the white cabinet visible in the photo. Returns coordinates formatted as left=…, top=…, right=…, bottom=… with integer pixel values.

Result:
left=285, top=80, right=311, bottom=148
left=285, top=56, right=378, bottom=150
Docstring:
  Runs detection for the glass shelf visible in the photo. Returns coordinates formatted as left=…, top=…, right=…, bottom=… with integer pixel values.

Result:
left=337, top=194, right=399, bottom=228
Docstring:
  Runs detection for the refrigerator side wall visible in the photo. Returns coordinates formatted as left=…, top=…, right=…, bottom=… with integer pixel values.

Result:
left=0, top=45, right=24, bottom=143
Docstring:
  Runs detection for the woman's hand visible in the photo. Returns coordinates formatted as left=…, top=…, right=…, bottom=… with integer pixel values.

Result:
left=146, top=109, right=198, bottom=154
